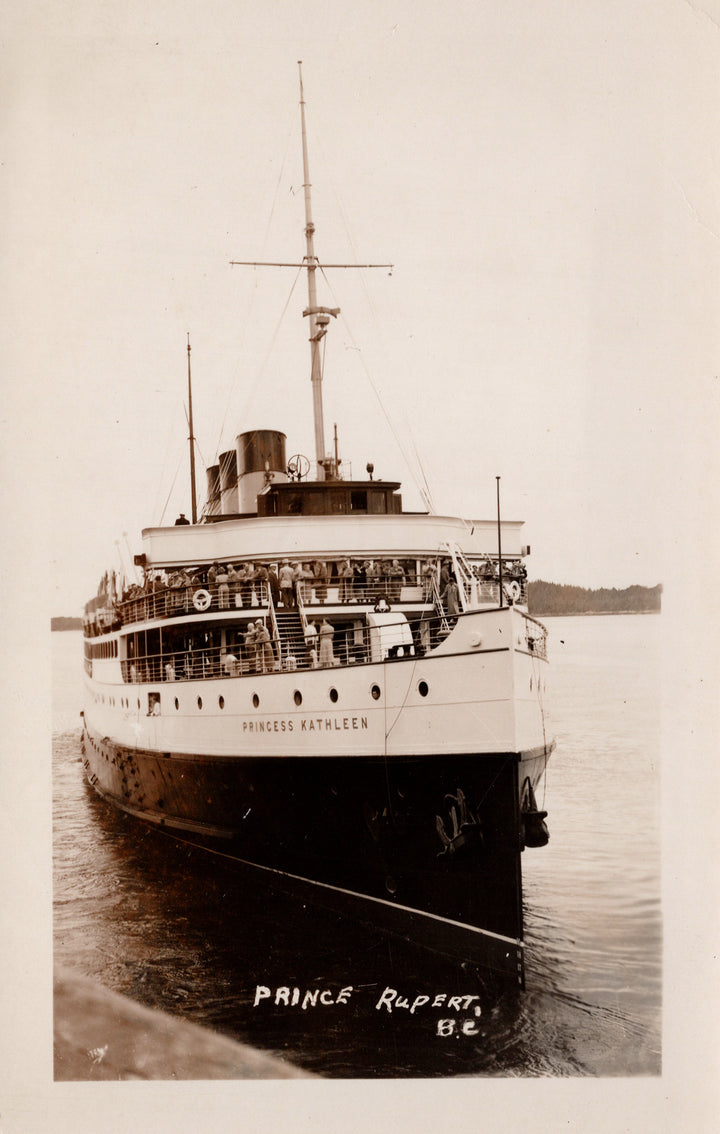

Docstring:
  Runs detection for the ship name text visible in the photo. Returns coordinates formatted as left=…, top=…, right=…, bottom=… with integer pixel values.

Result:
left=242, top=716, right=368, bottom=733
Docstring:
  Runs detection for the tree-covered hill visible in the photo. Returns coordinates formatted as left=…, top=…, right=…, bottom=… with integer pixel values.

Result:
left=51, top=617, right=83, bottom=631
left=528, top=580, right=661, bottom=617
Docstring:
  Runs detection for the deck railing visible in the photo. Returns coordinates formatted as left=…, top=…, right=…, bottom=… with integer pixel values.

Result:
left=111, top=575, right=527, bottom=630
left=118, top=608, right=457, bottom=686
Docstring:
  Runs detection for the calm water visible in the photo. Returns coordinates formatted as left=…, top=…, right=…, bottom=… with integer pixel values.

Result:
left=52, top=615, right=661, bottom=1077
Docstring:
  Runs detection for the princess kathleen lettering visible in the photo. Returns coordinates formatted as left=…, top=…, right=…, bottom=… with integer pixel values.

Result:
left=242, top=717, right=368, bottom=733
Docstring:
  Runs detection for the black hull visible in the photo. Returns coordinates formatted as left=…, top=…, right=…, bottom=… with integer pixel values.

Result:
left=82, top=722, right=526, bottom=983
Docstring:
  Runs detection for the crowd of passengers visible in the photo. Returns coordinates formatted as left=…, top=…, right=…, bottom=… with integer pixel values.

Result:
left=126, top=609, right=431, bottom=684
left=84, top=556, right=527, bottom=638
left=141, top=616, right=344, bottom=681
left=120, top=555, right=526, bottom=612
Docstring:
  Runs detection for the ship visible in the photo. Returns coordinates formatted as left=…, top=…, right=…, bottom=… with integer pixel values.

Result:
left=81, top=65, right=554, bottom=987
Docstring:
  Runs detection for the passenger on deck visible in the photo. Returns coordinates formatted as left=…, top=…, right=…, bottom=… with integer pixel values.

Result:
left=480, top=556, right=497, bottom=580
left=244, top=622, right=258, bottom=671
left=339, top=560, right=354, bottom=603
left=387, top=559, right=405, bottom=602
left=227, top=564, right=240, bottom=605
left=365, top=560, right=381, bottom=602
left=353, top=560, right=367, bottom=601
left=216, top=564, right=230, bottom=609
left=279, top=560, right=295, bottom=608
left=295, top=563, right=312, bottom=603
left=232, top=563, right=246, bottom=606
left=318, top=620, right=335, bottom=667
left=255, top=563, right=269, bottom=605
left=247, top=563, right=258, bottom=606
left=221, top=650, right=239, bottom=676
left=305, top=621, right=318, bottom=655
left=313, top=560, right=328, bottom=603
left=441, top=574, right=461, bottom=618
left=267, top=564, right=281, bottom=607
left=255, top=623, right=274, bottom=672
left=421, top=561, right=435, bottom=602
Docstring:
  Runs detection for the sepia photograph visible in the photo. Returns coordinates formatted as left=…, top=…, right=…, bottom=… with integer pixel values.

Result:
left=2, top=0, right=718, bottom=1130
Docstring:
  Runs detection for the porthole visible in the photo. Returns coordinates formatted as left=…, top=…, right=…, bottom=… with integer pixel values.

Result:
left=174, top=697, right=179, bottom=710
left=329, top=688, right=339, bottom=703
left=294, top=690, right=302, bottom=706
left=252, top=693, right=260, bottom=708
left=371, top=684, right=381, bottom=701
left=418, top=681, right=429, bottom=698
left=218, top=695, right=225, bottom=709
left=197, top=696, right=203, bottom=710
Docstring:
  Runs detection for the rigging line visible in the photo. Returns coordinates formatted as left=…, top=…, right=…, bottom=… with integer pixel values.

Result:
left=318, top=128, right=393, bottom=322
left=213, top=117, right=296, bottom=460
left=192, top=437, right=214, bottom=520
left=316, top=140, right=435, bottom=511
left=157, top=450, right=185, bottom=527
left=405, top=422, right=435, bottom=514
left=214, top=265, right=304, bottom=462
left=151, top=415, right=184, bottom=524
left=384, top=655, right=420, bottom=741
left=319, top=265, right=430, bottom=506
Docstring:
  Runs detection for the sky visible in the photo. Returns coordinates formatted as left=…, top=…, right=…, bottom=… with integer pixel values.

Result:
left=3, top=0, right=719, bottom=615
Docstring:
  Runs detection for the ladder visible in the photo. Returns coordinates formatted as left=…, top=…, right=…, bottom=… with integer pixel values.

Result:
left=441, top=542, right=481, bottom=612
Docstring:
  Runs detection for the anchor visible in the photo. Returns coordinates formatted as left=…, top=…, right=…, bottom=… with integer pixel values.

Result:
left=435, top=788, right=482, bottom=856
left=520, top=777, right=549, bottom=848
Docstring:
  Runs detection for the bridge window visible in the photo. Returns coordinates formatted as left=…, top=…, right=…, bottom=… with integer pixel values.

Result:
left=350, top=490, right=367, bottom=512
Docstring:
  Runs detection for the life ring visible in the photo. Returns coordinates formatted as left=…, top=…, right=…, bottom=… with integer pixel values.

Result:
left=192, top=588, right=212, bottom=612
left=506, top=580, right=521, bottom=602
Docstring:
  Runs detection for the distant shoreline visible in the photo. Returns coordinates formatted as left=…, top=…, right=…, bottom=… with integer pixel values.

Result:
left=537, top=609, right=659, bottom=618
left=527, top=580, right=661, bottom=618
left=51, top=617, right=83, bottom=632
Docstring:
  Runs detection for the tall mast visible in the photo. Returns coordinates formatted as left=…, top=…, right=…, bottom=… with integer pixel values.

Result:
left=187, top=333, right=197, bottom=523
left=298, top=60, right=327, bottom=479
left=230, top=67, right=391, bottom=481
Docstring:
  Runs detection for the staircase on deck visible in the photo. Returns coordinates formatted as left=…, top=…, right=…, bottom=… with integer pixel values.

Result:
left=274, top=609, right=309, bottom=669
